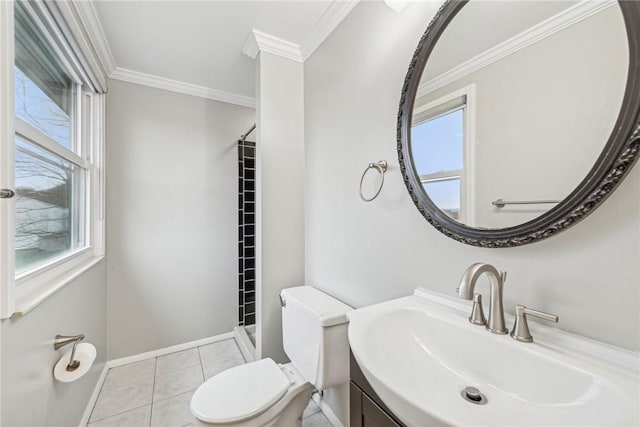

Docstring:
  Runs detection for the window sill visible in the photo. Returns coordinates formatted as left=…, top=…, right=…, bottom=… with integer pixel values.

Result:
left=9, top=253, right=104, bottom=318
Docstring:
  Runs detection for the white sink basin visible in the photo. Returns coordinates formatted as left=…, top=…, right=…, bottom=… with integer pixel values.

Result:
left=347, top=289, right=639, bottom=426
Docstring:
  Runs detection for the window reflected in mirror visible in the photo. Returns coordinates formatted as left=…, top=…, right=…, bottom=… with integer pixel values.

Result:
left=412, top=91, right=470, bottom=222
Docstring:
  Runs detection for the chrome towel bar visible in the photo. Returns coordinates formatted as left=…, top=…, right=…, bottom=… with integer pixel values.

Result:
left=492, top=198, right=560, bottom=208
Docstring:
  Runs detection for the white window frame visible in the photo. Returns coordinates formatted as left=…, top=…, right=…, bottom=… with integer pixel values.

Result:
left=412, top=84, right=476, bottom=225
left=0, top=0, right=105, bottom=318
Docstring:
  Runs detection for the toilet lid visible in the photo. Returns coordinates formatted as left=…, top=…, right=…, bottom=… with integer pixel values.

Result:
left=191, top=358, right=291, bottom=423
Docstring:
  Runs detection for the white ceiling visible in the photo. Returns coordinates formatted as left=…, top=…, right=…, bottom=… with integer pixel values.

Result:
left=93, top=1, right=354, bottom=105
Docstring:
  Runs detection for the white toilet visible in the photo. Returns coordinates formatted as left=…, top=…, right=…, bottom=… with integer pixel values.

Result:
left=190, top=286, right=352, bottom=427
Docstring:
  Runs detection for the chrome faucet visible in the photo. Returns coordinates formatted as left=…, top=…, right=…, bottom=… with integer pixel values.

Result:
left=458, top=263, right=508, bottom=334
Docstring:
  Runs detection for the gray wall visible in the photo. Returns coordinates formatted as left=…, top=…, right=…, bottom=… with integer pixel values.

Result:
left=106, top=80, right=255, bottom=359
left=304, top=4, right=639, bottom=422
left=304, top=1, right=639, bottom=350
left=1, top=261, right=107, bottom=427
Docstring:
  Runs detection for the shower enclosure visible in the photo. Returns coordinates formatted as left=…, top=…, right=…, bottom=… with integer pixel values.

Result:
left=238, top=124, right=256, bottom=346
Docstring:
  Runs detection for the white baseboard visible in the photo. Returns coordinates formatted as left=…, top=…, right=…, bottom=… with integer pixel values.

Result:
left=107, top=331, right=235, bottom=368
left=312, top=393, right=345, bottom=427
left=233, top=326, right=256, bottom=362
left=78, top=363, right=108, bottom=427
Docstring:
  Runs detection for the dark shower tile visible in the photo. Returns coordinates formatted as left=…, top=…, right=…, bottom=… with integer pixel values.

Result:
left=244, top=302, right=255, bottom=314
left=245, top=292, right=255, bottom=303
left=244, top=314, right=255, bottom=325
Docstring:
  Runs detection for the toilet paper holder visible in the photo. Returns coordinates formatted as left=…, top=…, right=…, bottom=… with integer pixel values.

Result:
left=54, top=334, right=85, bottom=372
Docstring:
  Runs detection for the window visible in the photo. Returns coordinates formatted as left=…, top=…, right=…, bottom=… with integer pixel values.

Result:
left=412, top=87, right=474, bottom=223
left=14, top=5, right=86, bottom=274
left=0, top=1, right=105, bottom=317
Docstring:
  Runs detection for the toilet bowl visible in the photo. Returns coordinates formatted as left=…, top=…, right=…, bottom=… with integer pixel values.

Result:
left=191, top=286, right=352, bottom=427
left=191, top=358, right=312, bottom=427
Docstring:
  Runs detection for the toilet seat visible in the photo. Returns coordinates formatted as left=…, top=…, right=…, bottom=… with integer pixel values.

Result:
left=191, top=358, right=292, bottom=424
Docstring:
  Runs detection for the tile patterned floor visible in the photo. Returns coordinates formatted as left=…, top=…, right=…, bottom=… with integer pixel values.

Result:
left=86, top=338, right=332, bottom=427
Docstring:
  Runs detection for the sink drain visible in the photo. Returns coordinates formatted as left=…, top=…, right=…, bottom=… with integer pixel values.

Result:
left=461, top=386, right=487, bottom=405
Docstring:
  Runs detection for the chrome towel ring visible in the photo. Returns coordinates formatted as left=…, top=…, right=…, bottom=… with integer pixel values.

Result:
left=359, top=160, right=388, bottom=202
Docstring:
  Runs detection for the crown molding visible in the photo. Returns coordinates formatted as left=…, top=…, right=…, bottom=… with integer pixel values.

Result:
left=73, top=0, right=362, bottom=104
left=418, top=0, right=616, bottom=97
left=110, top=68, right=256, bottom=108
left=300, top=0, right=360, bottom=61
left=71, top=1, right=256, bottom=107
left=243, top=0, right=360, bottom=62
left=242, top=31, right=260, bottom=60
left=72, top=1, right=116, bottom=77
left=243, top=29, right=303, bottom=63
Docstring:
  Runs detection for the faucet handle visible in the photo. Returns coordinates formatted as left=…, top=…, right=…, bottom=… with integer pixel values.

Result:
left=499, top=270, right=507, bottom=284
left=469, top=293, right=486, bottom=326
left=510, top=305, right=558, bottom=343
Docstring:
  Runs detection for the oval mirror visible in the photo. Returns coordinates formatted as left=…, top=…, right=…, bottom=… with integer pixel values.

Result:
left=398, top=0, right=640, bottom=247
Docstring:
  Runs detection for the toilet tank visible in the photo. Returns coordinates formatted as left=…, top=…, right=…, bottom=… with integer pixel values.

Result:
left=281, top=286, right=352, bottom=390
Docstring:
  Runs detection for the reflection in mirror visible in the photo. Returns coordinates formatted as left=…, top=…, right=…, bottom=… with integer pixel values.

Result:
left=411, top=1, right=628, bottom=229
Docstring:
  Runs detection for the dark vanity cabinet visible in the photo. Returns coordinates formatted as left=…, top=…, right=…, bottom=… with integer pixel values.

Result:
left=350, top=352, right=406, bottom=427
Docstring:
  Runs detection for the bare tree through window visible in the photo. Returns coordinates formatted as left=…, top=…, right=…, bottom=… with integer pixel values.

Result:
left=14, top=66, right=74, bottom=270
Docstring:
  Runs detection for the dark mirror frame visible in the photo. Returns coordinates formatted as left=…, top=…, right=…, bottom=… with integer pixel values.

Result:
left=398, top=0, right=640, bottom=248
